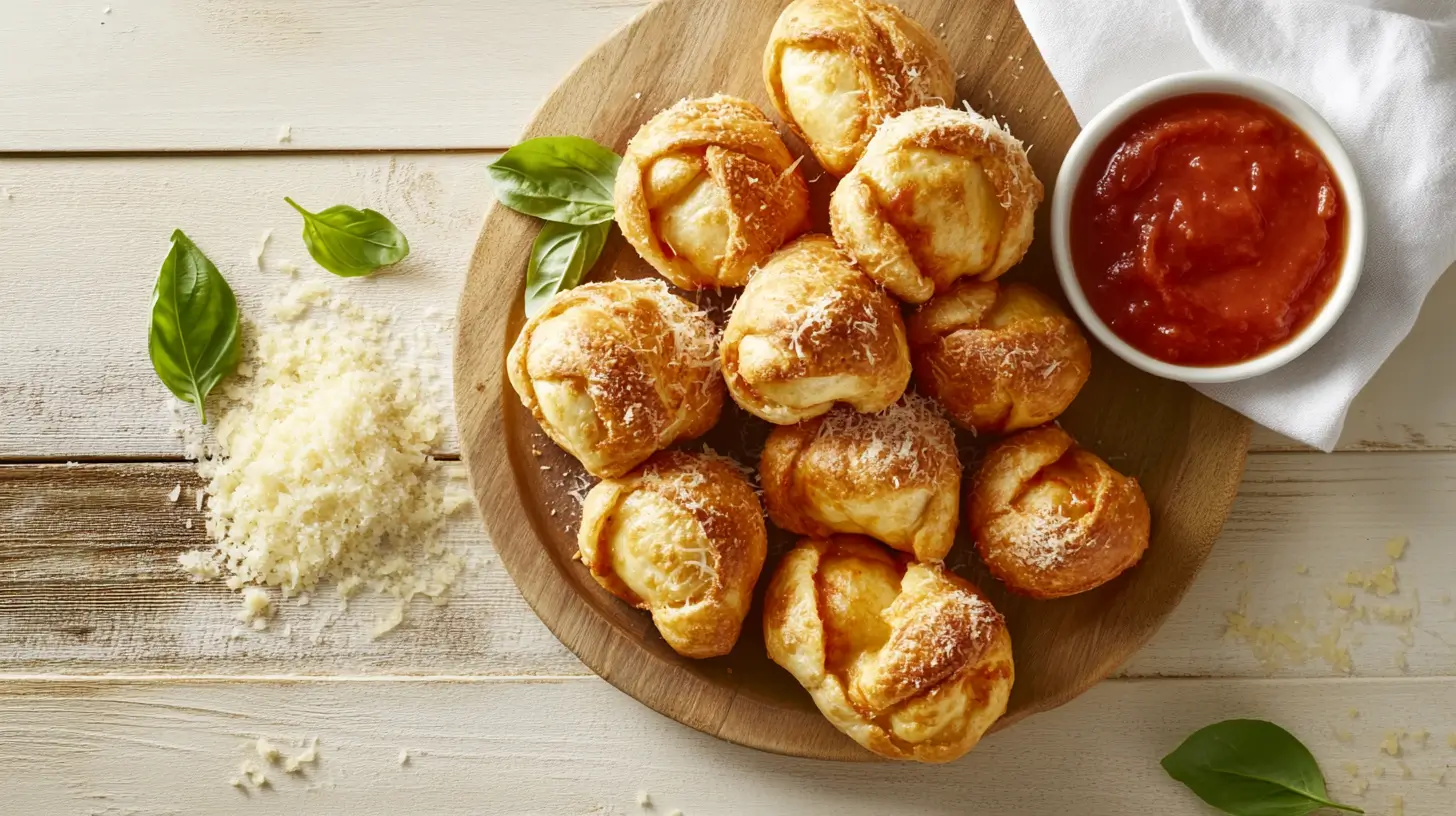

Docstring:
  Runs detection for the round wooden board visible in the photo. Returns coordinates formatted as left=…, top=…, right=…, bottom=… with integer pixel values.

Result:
left=455, top=0, right=1252, bottom=762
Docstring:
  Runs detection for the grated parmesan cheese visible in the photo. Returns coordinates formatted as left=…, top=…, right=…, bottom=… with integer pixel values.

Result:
left=255, top=737, right=281, bottom=764
left=239, top=587, right=272, bottom=627
left=168, top=483, right=182, bottom=503
left=175, top=283, right=470, bottom=636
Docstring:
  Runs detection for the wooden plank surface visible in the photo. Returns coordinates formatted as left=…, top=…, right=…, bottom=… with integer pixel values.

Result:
left=3, top=155, right=1454, bottom=459
left=4, top=455, right=1452, bottom=681
left=4, top=677, right=1452, bottom=815
left=0, top=0, right=647, bottom=152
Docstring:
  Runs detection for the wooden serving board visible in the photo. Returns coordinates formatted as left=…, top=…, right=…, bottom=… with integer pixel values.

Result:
left=455, top=0, right=1251, bottom=761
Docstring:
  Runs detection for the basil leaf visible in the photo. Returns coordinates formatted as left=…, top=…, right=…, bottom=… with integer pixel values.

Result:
left=1162, top=720, right=1363, bottom=815
left=284, top=197, right=409, bottom=277
left=524, top=220, right=611, bottom=317
left=148, top=230, right=242, bottom=424
left=488, top=136, right=621, bottom=225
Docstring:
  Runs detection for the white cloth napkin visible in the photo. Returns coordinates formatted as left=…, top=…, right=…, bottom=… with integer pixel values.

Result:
left=1013, top=0, right=1456, bottom=450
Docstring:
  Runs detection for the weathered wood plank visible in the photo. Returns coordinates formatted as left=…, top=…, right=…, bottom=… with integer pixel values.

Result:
left=0, top=0, right=647, bottom=151
left=2, top=677, right=1450, bottom=814
left=0, top=463, right=583, bottom=677
left=3, top=455, right=1453, bottom=679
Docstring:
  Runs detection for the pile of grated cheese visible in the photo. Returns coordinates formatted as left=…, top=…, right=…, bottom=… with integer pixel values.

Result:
left=176, top=281, right=470, bottom=637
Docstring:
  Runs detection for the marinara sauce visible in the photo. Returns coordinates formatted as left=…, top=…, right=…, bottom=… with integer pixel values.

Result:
left=1070, top=93, right=1344, bottom=366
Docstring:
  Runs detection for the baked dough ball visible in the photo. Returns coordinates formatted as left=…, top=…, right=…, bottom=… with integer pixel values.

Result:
left=908, top=280, right=1091, bottom=433
left=721, top=234, right=910, bottom=424
left=760, top=396, right=960, bottom=561
left=614, top=94, right=810, bottom=290
left=763, top=0, right=956, bottom=176
left=830, top=105, right=1044, bottom=303
left=507, top=279, right=723, bottom=479
left=969, top=425, right=1150, bottom=600
left=578, top=451, right=767, bottom=659
left=764, top=535, right=1013, bottom=762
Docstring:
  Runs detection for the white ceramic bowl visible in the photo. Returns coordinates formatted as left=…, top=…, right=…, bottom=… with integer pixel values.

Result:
left=1050, top=71, right=1366, bottom=384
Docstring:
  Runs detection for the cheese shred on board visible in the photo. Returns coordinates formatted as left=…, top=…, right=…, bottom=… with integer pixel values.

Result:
left=176, top=281, right=470, bottom=637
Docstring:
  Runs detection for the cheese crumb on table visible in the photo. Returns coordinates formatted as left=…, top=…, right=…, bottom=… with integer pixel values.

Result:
left=167, top=483, right=182, bottom=503
left=1381, top=731, right=1403, bottom=757
left=398, top=749, right=410, bottom=766
left=277, top=124, right=292, bottom=144
left=238, top=587, right=272, bottom=627
left=636, top=790, right=651, bottom=807
left=255, top=737, right=280, bottom=764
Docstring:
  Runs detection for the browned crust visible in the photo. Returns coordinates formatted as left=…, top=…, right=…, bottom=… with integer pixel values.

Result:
left=829, top=106, right=1044, bottom=302
left=614, top=94, right=810, bottom=289
left=577, top=450, right=767, bottom=658
left=506, top=279, right=724, bottom=478
left=908, top=280, right=1091, bottom=433
left=762, top=535, right=1014, bottom=762
left=762, top=0, right=956, bottom=175
left=968, top=426, right=1151, bottom=599
left=759, top=399, right=960, bottom=560
left=720, top=234, right=911, bottom=424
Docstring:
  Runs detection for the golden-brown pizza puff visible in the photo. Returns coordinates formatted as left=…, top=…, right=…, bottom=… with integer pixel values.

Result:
left=614, top=94, right=810, bottom=290
left=763, top=0, right=956, bottom=176
left=763, top=535, right=1013, bottom=762
left=907, top=279, right=1091, bottom=434
left=760, top=396, right=960, bottom=561
left=578, top=451, right=767, bottom=659
left=829, top=105, right=1044, bottom=303
left=507, top=279, right=723, bottom=479
left=720, top=234, right=910, bottom=424
left=969, top=425, right=1151, bottom=600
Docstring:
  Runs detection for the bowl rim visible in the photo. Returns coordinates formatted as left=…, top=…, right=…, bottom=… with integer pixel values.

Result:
left=1049, top=70, right=1367, bottom=384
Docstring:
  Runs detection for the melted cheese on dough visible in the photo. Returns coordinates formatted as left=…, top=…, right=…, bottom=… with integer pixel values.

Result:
left=808, top=483, right=933, bottom=549
left=607, top=490, right=715, bottom=605
left=861, top=147, right=1006, bottom=281
left=779, top=46, right=865, bottom=172
left=647, top=154, right=730, bottom=278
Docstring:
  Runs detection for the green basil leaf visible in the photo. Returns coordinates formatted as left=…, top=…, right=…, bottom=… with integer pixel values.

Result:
left=148, top=230, right=242, bottom=424
left=525, top=220, right=611, bottom=317
left=1162, top=720, right=1363, bottom=816
left=284, top=197, right=410, bottom=277
left=488, top=136, right=621, bottom=225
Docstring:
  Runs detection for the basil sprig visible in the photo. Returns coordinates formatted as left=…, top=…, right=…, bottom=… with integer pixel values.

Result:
left=1162, top=719, right=1363, bottom=815
left=284, top=197, right=410, bottom=277
left=488, top=136, right=622, bottom=316
left=148, top=230, right=242, bottom=424
left=526, top=221, right=612, bottom=317
left=488, top=136, right=620, bottom=225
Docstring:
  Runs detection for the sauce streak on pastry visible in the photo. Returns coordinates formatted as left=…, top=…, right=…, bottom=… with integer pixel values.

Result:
left=1071, top=93, right=1345, bottom=365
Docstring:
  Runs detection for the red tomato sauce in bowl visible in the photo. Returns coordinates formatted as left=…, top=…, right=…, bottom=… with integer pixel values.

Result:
left=1069, top=93, right=1345, bottom=367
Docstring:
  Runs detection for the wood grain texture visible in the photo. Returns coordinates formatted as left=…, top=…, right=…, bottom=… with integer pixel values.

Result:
left=0, top=463, right=583, bottom=677
left=4, top=677, right=1453, bottom=815
left=0, top=0, right=647, bottom=152
left=3, top=455, right=1451, bottom=680
left=455, top=0, right=1250, bottom=760
left=0, top=154, right=1451, bottom=458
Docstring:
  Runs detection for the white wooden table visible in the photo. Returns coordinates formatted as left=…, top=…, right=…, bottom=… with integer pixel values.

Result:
left=4, top=2, right=1455, bottom=813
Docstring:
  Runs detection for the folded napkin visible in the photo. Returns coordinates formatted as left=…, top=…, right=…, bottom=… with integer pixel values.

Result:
left=1014, top=0, right=1456, bottom=450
